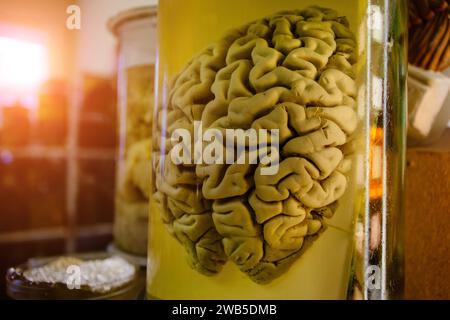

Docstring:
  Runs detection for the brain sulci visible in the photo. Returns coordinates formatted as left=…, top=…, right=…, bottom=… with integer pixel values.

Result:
left=153, top=6, right=359, bottom=284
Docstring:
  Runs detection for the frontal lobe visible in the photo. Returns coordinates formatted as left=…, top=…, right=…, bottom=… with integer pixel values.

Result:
left=154, top=6, right=358, bottom=284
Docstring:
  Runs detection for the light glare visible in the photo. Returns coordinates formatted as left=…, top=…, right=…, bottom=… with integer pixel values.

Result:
left=0, top=36, right=48, bottom=89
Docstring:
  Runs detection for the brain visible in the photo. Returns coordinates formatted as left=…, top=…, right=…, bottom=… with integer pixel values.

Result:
left=153, top=6, right=358, bottom=284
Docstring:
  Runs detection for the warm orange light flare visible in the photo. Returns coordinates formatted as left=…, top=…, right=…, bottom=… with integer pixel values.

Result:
left=0, top=36, right=48, bottom=90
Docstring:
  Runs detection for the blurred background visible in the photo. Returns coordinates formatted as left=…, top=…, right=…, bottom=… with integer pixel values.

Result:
left=0, top=0, right=156, bottom=299
left=0, top=0, right=449, bottom=300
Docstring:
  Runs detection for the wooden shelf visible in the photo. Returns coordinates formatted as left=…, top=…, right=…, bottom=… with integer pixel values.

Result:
left=78, top=148, right=116, bottom=160
left=0, top=145, right=68, bottom=159
left=0, top=145, right=116, bottom=160
left=0, top=76, right=117, bottom=256
left=0, top=223, right=113, bottom=244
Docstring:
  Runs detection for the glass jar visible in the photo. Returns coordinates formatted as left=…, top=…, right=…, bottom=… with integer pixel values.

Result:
left=6, top=253, right=142, bottom=300
left=109, top=6, right=157, bottom=257
left=148, top=0, right=407, bottom=300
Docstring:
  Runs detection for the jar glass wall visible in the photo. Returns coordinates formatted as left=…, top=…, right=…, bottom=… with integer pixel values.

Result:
left=148, top=0, right=407, bottom=299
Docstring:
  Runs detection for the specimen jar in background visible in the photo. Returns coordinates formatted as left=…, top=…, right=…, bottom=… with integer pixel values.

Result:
left=148, top=0, right=407, bottom=299
left=109, top=6, right=157, bottom=257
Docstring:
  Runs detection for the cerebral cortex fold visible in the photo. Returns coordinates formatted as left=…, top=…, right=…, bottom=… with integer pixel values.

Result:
left=153, top=6, right=358, bottom=284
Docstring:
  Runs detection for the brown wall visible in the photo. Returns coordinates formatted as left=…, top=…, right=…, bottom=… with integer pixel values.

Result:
left=405, top=131, right=450, bottom=299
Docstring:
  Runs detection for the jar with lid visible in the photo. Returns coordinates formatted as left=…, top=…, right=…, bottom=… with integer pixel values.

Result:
left=148, top=0, right=407, bottom=299
left=108, top=6, right=157, bottom=257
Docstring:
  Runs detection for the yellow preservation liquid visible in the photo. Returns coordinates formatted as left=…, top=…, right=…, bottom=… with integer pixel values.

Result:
left=148, top=0, right=370, bottom=300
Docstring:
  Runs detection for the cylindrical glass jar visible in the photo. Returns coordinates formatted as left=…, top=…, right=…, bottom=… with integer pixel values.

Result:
left=109, top=6, right=157, bottom=257
left=148, top=0, right=407, bottom=299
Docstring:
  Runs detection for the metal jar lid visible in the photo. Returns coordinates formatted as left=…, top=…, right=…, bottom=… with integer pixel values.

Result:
left=108, top=5, right=157, bottom=36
